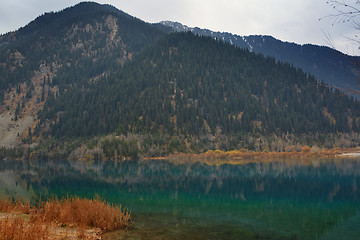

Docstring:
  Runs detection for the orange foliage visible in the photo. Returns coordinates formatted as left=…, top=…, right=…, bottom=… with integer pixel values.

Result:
left=0, top=195, right=132, bottom=240
left=0, top=217, right=49, bottom=240
left=163, top=147, right=360, bottom=165
left=33, top=195, right=132, bottom=231
left=301, top=146, right=311, bottom=153
left=0, top=197, right=31, bottom=214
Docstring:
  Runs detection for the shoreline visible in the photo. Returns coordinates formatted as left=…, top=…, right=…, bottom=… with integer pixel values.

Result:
left=142, top=147, right=360, bottom=165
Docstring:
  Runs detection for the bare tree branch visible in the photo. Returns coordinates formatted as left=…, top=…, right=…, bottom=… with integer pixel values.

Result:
left=320, top=1, right=360, bottom=47
left=320, top=1, right=360, bottom=95
left=320, top=0, right=360, bottom=24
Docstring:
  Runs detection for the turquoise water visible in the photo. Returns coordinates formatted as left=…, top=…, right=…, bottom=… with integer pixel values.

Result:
left=1, top=158, right=360, bottom=239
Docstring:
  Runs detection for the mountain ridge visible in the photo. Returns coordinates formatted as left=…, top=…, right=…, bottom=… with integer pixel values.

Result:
left=0, top=2, right=359, bottom=159
left=0, top=1, right=166, bottom=148
left=1, top=2, right=131, bottom=36
left=160, top=21, right=360, bottom=97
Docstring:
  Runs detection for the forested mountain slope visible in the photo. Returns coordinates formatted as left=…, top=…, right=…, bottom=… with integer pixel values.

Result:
left=0, top=1, right=164, bottom=103
left=0, top=1, right=165, bottom=146
left=0, top=2, right=359, bottom=155
left=40, top=32, right=360, bottom=139
left=160, top=21, right=360, bottom=97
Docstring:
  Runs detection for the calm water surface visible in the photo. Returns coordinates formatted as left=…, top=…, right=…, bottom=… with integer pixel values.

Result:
left=0, top=158, right=359, bottom=240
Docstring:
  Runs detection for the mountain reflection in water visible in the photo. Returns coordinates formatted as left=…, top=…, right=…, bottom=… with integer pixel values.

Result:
left=0, top=158, right=359, bottom=240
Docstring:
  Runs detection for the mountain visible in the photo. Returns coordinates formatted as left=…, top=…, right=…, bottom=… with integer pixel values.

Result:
left=0, top=2, right=359, bottom=157
left=42, top=31, right=360, bottom=135
left=0, top=2, right=164, bottom=89
left=160, top=21, right=360, bottom=97
left=0, top=1, right=165, bottom=147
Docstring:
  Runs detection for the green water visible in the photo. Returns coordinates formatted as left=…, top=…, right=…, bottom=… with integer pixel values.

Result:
left=1, top=158, right=360, bottom=239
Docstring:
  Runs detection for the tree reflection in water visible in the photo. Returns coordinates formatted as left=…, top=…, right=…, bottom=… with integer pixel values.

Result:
left=1, top=158, right=359, bottom=240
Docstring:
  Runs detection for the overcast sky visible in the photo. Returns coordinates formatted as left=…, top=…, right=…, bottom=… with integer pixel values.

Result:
left=0, top=0, right=359, bottom=55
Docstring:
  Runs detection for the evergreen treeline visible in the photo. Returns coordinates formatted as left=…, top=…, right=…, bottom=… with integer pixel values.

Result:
left=163, top=22, right=360, bottom=98
left=40, top=32, right=360, bottom=138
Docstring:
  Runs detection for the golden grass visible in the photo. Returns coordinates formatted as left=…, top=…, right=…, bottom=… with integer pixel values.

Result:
left=0, top=197, right=31, bottom=215
left=34, top=195, right=132, bottom=231
left=160, top=147, right=360, bottom=165
left=0, top=195, right=132, bottom=240
left=0, top=217, right=49, bottom=240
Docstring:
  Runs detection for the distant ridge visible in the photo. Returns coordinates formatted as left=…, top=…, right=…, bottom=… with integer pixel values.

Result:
left=160, top=21, right=360, bottom=97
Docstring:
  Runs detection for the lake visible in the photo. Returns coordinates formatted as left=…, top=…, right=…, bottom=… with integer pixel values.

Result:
left=0, top=157, right=359, bottom=240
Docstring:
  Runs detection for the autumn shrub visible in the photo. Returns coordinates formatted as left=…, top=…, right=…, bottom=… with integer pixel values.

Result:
left=301, top=146, right=312, bottom=153
left=33, top=195, right=132, bottom=231
left=0, top=217, right=49, bottom=240
left=0, top=194, right=132, bottom=239
left=0, top=197, right=31, bottom=214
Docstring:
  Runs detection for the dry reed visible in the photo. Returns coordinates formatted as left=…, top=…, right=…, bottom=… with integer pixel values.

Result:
left=0, top=195, right=132, bottom=240
left=33, top=194, right=132, bottom=231
left=0, top=217, right=49, bottom=240
left=0, top=197, right=31, bottom=215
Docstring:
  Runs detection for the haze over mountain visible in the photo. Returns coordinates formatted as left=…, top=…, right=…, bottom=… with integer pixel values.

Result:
left=0, top=2, right=359, bottom=158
